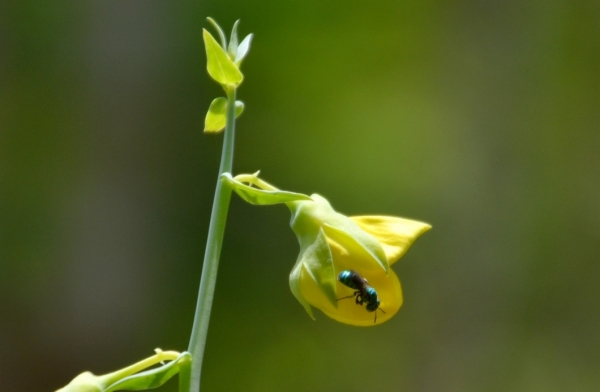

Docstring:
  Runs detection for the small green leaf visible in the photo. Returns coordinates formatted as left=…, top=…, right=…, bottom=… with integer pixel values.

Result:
left=234, top=101, right=244, bottom=116
left=205, top=97, right=227, bottom=133
left=235, top=34, right=253, bottom=65
left=204, top=98, right=244, bottom=133
left=104, top=352, right=192, bottom=392
left=222, top=173, right=312, bottom=205
left=206, top=17, right=227, bottom=48
left=227, top=20, right=240, bottom=60
left=203, top=29, right=243, bottom=86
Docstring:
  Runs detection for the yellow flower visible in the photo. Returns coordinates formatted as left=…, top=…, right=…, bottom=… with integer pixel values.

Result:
left=288, top=196, right=431, bottom=326
left=225, top=173, right=431, bottom=326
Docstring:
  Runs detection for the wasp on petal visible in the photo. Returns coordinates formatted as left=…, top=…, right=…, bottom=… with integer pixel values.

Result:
left=337, top=270, right=386, bottom=323
left=227, top=173, right=431, bottom=326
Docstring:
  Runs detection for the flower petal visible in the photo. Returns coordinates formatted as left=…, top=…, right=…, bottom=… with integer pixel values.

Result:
left=300, top=266, right=403, bottom=327
left=294, top=193, right=390, bottom=274
left=322, top=223, right=390, bottom=275
left=350, top=216, right=431, bottom=264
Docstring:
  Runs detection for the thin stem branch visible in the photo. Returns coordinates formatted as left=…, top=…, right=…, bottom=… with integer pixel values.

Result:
left=187, top=86, right=237, bottom=392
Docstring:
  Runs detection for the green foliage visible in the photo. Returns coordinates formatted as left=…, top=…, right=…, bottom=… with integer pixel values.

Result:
left=56, top=351, right=191, bottom=392
left=206, top=17, right=227, bottom=49
left=104, top=352, right=192, bottom=392
left=234, top=34, right=253, bottom=66
left=227, top=20, right=240, bottom=60
left=203, top=18, right=252, bottom=137
left=222, top=173, right=312, bottom=204
left=4, top=3, right=600, bottom=391
left=204, top=98, right=244, bottom=133
left=203, top=29, right=243, bottom=87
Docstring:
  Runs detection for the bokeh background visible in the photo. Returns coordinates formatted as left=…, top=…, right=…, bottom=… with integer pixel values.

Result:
left=1, top=1, right=599, bottom=391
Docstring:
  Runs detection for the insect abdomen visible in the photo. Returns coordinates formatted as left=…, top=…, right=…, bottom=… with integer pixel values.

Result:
left=337, top=270, right=361, bottom=289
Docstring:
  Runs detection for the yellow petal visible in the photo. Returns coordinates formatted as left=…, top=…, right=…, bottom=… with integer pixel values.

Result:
left=299, top=246, right=403, bottom=326
left=350, top=216, right=431, bottom=265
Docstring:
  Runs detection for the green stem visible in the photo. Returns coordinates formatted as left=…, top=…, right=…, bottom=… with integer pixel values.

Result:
left=188, top=86, right=237, bottom=392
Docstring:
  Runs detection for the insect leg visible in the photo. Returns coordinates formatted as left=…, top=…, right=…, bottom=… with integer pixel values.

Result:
left=355, top=292, right=365, bottom=305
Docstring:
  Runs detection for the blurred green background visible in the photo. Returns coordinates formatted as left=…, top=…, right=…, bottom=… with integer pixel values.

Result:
left=1, top=1, right=599, bottom=391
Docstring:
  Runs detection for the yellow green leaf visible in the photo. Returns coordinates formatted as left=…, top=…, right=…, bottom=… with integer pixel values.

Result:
left=222, top=173, right=311, bottom=204
left=204, top=98, right=244, bottom=133
left=104, top=352, right=192, bottom=392
left=203, top=29, right=243, bottom=86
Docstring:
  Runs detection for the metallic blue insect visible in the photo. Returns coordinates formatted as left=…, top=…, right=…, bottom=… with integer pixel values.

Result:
left=337, top=269, right=386, bottom=323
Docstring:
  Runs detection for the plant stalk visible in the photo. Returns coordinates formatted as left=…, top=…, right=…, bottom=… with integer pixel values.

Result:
left=187, top=86, right=237, bottom=392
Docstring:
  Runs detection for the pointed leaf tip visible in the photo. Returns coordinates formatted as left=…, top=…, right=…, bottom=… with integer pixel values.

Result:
left=206, top=17, right=227, bottom=48
left=228, top=20, right=240, bottom=60
left=235, top=34, right=253, bottom=65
